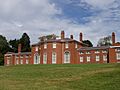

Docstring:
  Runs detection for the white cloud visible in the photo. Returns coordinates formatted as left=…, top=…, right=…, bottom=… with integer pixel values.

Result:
left=0, top=0, right=120, bottom=46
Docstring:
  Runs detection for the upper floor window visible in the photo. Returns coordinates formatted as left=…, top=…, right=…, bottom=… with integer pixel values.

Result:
left=20, top=56, right=23, bottom=58
left=116, top=53, right=120, bottom=60
left=102, top=50, right=107, bottom=53
left=115, top=48, right=120, bottom=52
left=16, top=56, right=19, bottom=58
left=44, top=43, right=47, bottom=49
left=35, top=46, right=38, bottom=51
left=53, top=43, right=56, bottom=48
left=26, top=55, right=29, bottom=58
left=86, top=51, right=90, bottom=54
left=80, top=51, right=84, bottom=54
left=75, top=43, right=78, bottom=48
left=65, top=43, right=69, bottom=48
left=95, top=50, right=100, bottom=53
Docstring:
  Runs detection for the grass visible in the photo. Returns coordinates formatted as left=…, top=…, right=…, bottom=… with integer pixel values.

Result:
left=0, top=64, right=120, bottom=90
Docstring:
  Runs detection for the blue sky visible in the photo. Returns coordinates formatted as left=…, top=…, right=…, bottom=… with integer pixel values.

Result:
left=0, top=0, right=120, bottom=46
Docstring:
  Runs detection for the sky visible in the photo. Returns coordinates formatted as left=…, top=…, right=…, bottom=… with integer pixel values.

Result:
left=0, top=0, right=120, bottom=46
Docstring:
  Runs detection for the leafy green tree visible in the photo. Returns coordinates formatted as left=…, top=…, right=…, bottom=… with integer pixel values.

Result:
left=0, top=35, right=10, bottom=65
left=9, top=39, right=19, bottom=53
left=20, top=33, right=31, bottom=52
left=97, top=35, right=112, bottom=46
left=82, top=40, right=93, bottom=47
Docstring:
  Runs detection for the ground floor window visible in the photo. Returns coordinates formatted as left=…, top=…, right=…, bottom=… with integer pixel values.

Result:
left=116, top=53, right=120, bottom=60
left=26, top=59, right=29, bottom=64
left=96, top=55, right=100, bottom=61
left=16, top=60, right=19, bottom=64
left=64, top=51, right=70, bottom=63
left=80, top=57, right=83, bottom=62
left=87, top=56, right=91, bottom=62
left=7, top=59, right=10, bottom=65
left=20, top=59, right=23, bottom=64
left=43, top=53, right=47, bottom=64
left=103, top=55, right=107, bottom=61
left=52, top=52, right=56, bottom=64
left=34, top=53, right=40, bottom=64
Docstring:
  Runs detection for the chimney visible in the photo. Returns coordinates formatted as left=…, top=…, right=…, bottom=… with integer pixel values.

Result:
left=112, top=32, right=115, bottom=44
left=18, top=44, right=21, bottom=53
left=70, top=35, right=73, bottom=39
left=80, top=32, right=83, bottom=42
left=61, top=31, right=65, bottom=39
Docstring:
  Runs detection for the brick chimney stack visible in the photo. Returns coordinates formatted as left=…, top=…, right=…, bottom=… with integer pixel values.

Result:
left=61, top=31, right=65, bottom=39
left=80, top=32, right=83, bottom=42
left=112, top=32, right=115, bottom=44
left=18, top=44, right=21, bottom=53
left=70, top=35, right=73, bottom=39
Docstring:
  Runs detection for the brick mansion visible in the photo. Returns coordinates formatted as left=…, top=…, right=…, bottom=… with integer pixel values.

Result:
left=4, top=31, right=120, bottom=66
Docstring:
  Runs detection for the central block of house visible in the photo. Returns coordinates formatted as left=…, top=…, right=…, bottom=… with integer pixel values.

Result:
left=31, top=31, right=84, bottom=64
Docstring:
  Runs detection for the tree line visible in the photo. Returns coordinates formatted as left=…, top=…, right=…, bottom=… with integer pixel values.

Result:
left=0, top=33, right=31, bottom=65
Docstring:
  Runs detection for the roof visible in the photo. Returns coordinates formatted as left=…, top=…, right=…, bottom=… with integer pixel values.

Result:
left=32, top=38, right=85, bottom=46
left=78, top=46, right=110, bottom=51
left=5, top=52, right=31, bottom=55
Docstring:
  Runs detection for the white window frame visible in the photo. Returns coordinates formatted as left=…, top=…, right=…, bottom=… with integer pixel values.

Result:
left=26, top=55, right=29, bottom=58
left=20, top=59, right=23, bottom=64
left=95, top=50, right=100, bottom=53
left=115, top=48, right=120, bottom=52
left=53, top=43, right=56, bottom=48
left=116, top=53, right=120, bottom=60
left=80, top=51, right=84, bottom=54
left=64, top=51, right=70, bottom=63
left=103, top=55, right=107, bottom=61
left=16, top=60, right=19, bottom=64
left=34, top=53, right=40, bottom=64
left=75, top=43, right=78, bottom=48
left=44, top=43, right=47, bottom=49
left=35, top=46, right=38, bottom=51
left=43, top=53, right=47, bottom=64
left=86, top=51, right=90, bottom=54
left=80, top=57, right=83, bottom=62
left=52, top=52, right=57, bottom=64
left=26, top=59, right=29, bottom=64
left=7, top=59, right=10, bottom=65
left=65, top=43, right=69, bottom=49
left=87, top=56, right=91, bottom=62
left=102, top=50, right=107, bottom=53
left=96, top=55, right=100, bottom=61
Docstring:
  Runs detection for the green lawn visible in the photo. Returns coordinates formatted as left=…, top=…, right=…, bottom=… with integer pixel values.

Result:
left=0, top=64, right=120, bottom=90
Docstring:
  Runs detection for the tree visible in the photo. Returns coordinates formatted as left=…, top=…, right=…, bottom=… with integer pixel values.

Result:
left=0, top=35, right=10, bottom=65
left=9, top=39, right=20, bottom=53
left=97, top=35, right=112, bottom=46
left=39, top=34, right=59, bottom=41
left=82, top=40, right=93, bottom=47
left=20, top=33, right=31, bottom=52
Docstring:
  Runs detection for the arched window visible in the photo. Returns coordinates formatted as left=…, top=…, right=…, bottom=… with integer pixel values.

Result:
left=43, top=53, right=47, bottom=64
left=64, top=51, right=70, bottom=63
left=34, top=53, right=40, bottom=64
left=52, top=52, right=57, bottom=64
